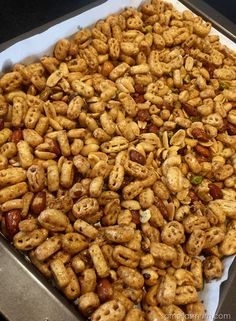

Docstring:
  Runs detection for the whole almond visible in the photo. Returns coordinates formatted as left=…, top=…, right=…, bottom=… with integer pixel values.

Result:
left=191, top=128, right=209, bottom=142
left=208, top=183, right=223, bottom=199
left=194, top=144, right=211, bottom=158
left=9, top=129, right=23, bottom=144
left=96, top=278, right=113, bottom=302
left=154, top=197, right=168, bottom=219
left=129, top=150, right=146, bottom=165
left=31, top=191, right=46, bottom=215
left=5, top=209, right=21, bottom=239
left=182, top=102, right=198, bottom=116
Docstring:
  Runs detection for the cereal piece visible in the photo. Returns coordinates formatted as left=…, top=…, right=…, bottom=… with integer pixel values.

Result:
left=103, top=225, right=134, bottom=243
left=150, top=242, right=176, bottom=261
left=13, top=229, right=48, bottom=251
left=0, top=182, right=28, bottom=204
left=35, top=236, right=61, bottom=261
left=27, top=164, right=45, bottom=192
left=46, top=164, right=59, bottom=192
left=62, top=232, right=88, bottom=255
left=17, top=141, right=34, bottom=168
left=146, top=307, right=167, bottom=321
left=0, top=168, right=26, bottom=187
left=156, top=274, right=177, bottom=305
left=91, top=300, right=126, bottom=321
left=117, top=266, right=144, bottom=289
left=219, top=229, right=236, bottom=255
left=113, top=245, right=140, bottom=268
left=78, top=292, right=100, bottom=317
left=50, top=258, right=70, bottom=288
left=38, top=209, right=69, bottom=232
left=89, top=243, right=110, bottom=278
left=174, top=286, right=198, bottom=305
left=202, top=255, right=223, bottom=280
left=74, top=218, right=98, bottom=239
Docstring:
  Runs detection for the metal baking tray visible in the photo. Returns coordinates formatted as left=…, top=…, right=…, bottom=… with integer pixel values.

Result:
left=0, top=0, right=235, bottom=320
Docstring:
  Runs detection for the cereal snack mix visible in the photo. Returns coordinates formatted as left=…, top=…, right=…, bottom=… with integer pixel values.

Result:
left=0, top=0, right=236, bottom=320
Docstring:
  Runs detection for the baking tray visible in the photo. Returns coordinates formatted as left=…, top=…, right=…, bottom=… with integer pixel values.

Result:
left=0, top=0, right=236, bottom=320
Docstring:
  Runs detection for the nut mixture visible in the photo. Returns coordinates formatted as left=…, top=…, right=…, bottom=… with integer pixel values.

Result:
left=0, top=0, right=236, bottom=320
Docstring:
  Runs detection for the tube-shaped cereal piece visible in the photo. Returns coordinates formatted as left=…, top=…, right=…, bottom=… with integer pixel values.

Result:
left=60, top=160, right=74, bottom=189
left=35, top=236, right=62, bottom=261
left=0, top=167, right=26, bottom=187
left=50, top=258, right=70, bottom=288
left=47, top=164, right=59, bottom=192
left=74, top=218, right=98, bottom=239
left=0, top=128, right=12, bottom=147
left=0, top=182, right=28, bottom=204
left=89, top=244, right=110, bottom=278
left=57, top=130, right=70, bottom=157
left=17, top=141, right=34, bottom=168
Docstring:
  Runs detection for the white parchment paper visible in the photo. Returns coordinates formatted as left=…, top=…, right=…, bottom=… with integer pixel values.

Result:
left=0, top=0, right=235, bottom=319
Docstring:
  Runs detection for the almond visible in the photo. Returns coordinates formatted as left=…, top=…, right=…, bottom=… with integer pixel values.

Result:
left=134, top=84, right=145, bottom=94
left=31, top=191, right=46, bottom=215
left=129, top=149, right=146, bottom=165
left=5, top=209, right=21, bottom=239
left=182, top=102, right=198, bottom=116
left=131, top=210, right=141, bottom=225
left=191, top=128, right=209, bottom=142
left=154, top=197, right=168, bottom=219
left=194, top=144, right=211, bottom=159
left=208, top=183, right=223, bottom=199
left=9, top=129, right=23, bottom=144
left=136, top=109, right=150, bottom=121
left=96, top=278, right=113, bottom=302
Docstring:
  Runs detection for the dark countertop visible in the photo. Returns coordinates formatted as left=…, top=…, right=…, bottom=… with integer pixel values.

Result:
left=0, top=0, right=98, bottom=44
left=0, top=0, right=235, bottom=44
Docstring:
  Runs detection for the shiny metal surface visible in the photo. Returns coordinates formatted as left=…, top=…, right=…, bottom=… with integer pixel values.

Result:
left=0, top=234, right=84, bottom=321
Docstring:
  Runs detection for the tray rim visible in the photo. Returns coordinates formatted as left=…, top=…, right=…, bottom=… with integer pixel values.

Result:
left=0, top=0, right=235, bottom=320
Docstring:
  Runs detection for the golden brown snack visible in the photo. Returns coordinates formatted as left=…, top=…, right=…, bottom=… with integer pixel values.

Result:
left=0, top=0, right=236, bottom=320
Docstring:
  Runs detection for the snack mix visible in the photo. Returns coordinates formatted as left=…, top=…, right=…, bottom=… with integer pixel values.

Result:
left=0, top=0, right=236, bottom=320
